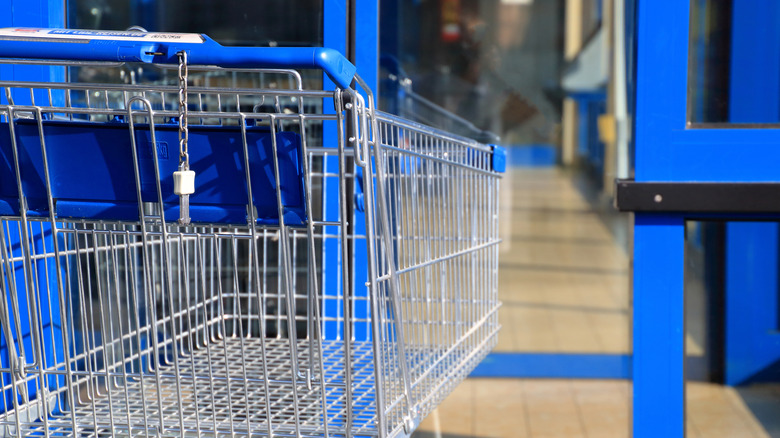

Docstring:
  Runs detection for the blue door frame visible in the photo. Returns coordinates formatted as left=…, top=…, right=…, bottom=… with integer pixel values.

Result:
left=634, top=1, right=780, bottom=436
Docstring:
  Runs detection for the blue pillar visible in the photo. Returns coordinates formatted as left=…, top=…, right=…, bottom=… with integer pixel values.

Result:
left=322, top=0, right=349, bottom=340
left=633, top=1, right=689, bottom=435
left=355, top=0, right=379, bottom=94
left=321, top=0, right=379, bottom=341
left=0, top=0, right=65, bottom=103
left=633, top=214, right=686, bottom=437
left=0, top=0, right=64, bottom=29
left=352, top=1, right=378, bottom=341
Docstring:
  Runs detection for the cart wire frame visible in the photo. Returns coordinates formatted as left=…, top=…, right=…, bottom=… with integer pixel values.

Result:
left=0, top=50, right=503, bottom=437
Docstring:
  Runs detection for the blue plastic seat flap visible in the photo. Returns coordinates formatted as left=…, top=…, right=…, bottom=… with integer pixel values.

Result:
left=0, top=120, right=306, bottom=225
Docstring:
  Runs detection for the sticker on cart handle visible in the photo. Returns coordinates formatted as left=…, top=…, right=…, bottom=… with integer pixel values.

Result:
left=0, top=28, right=205, bottom=44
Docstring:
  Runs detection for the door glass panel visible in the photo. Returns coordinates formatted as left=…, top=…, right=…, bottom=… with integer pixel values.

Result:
left=67, top=1, right=324, bottom=87
left=68, top=0, right=323, bottom=46
left=378, top=0, right=565, bottom=144
left=688, top=0, right=780, bottom=125
left=687, top=0, right=730, bottom=124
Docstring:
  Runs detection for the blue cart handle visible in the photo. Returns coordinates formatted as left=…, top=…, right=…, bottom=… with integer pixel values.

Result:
left=0, top=28, right=357, bottom=89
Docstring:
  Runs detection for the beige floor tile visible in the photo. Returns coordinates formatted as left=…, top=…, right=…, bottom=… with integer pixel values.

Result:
left=414, top=378, right=780, bottom=438
left=591, top=314, right=630, bottom=353
left=498, top=168, right=630, bottom=356
left=472, top=379, right=529, bottom=438
left=551, top=310, right=602, bottom=352
left=687, top=424, right=703, bottom=438
left=522, top=381, right=587, bottom=438
left=687, top=382, right=770, bottom=438
left=570, top=380, right=630, bottom=435
left=417, top=380, right=475, bottom=436
left=735, top=384, right=780, bottom=437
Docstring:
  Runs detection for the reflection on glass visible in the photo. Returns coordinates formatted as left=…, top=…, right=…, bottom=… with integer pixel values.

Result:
left=684, top=221, right=724, bottom=383
left=688, top=0, right=731, bottom=124
left=688, top=0, right=780, bottom=126
left=67, top=0, right=324, bottom=88
left=68, top=0, right=322, bottom=46
left=380, top=0, right=564, bottom=144
left=580, top=0, right=602, bottom=43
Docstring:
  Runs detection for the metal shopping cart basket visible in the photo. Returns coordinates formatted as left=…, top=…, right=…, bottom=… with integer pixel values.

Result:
left=0, top=28, right=505, bottom=438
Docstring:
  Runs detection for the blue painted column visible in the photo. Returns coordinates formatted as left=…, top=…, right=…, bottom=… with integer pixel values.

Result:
left=632, top=1, right=689, bottom=436
left=322, top=0, right=348, bottom=340
left=353, top=0, right=379, bottom=341
left=321, top=1, right=378, bottom=429
left=0, top=0, right=65, bottom=103
left=321, top=0, right=379, bottom=342
left=355, top=0, right=379, bottom=94
left=0, top=1, right=64, bottom=33
left=633, top=214, right=686, bottom=437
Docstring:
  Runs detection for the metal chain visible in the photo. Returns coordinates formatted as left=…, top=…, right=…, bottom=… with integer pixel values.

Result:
left=177, top=51, right=189, bottom=170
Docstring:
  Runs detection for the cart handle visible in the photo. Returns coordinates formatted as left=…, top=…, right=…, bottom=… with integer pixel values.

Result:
left=0, top=28, right=357, bottom=88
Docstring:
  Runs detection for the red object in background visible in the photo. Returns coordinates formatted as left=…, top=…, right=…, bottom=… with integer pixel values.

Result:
left=440, top=0, right=461, bottom=42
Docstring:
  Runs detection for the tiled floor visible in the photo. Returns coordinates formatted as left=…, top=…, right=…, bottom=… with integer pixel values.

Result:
left=495, top=169, right=630, bottom=354
left=414, top=379, right=778, bottom=438
left=412, top=168, right=780, bottom=438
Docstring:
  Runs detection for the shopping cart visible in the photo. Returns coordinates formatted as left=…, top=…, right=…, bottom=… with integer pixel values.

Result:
left=0, top=28, right=505, bottom=438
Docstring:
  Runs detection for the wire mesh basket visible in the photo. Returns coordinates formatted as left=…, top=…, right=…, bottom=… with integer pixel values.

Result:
left=0, top=28, right=505, bottom=438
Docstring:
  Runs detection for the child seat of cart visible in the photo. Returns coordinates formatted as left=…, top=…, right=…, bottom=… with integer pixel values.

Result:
left=0, top=118, right=307, bottom=225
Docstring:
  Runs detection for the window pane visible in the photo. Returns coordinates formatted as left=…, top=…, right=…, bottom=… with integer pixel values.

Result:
left=68, top=0, right=323, bottom=47
left=66, top=1, right=324, bottom=87
left=379, top=0, right=564, bottom=144
left=687, top=0, right=731, bottom=124
left=688, top=0, right=780, bottom=125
